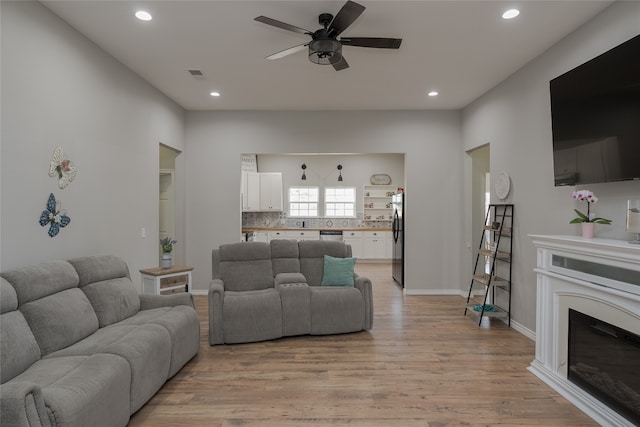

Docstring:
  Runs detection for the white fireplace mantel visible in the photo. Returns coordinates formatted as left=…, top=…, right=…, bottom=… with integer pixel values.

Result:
left=529, top=235, right=640, bottom=427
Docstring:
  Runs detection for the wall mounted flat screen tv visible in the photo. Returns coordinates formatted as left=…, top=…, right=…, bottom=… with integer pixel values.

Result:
left=550, top=34, right=640, bottom=186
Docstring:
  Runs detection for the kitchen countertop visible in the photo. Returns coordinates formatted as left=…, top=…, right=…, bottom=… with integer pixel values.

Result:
left=243, top=227, right=391, bottom=232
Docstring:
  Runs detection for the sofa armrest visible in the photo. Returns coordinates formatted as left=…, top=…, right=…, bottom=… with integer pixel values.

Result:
left=274, top=272, right=307, bottom=286
left=354, top=274, right=374, bottom=330
left=1, top=382, right=52, bottom=427
left=139, top=293, right=194, bottom=310
left=208, top=279, right=225, bottom=345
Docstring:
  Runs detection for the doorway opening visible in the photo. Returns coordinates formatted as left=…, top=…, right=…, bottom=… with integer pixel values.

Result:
left=160, top=144, right=180, bottom=257
left=468, top=144, right=490, bottom=274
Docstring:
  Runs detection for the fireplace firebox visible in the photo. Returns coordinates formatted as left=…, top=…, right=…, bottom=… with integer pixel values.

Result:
left=568, top=309, right=640, bottom=425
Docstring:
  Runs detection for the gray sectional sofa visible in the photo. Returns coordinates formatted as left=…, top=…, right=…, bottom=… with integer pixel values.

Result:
left=0, top=254, right=200, bottom=427
left=209, top=239, right=373, bottom=345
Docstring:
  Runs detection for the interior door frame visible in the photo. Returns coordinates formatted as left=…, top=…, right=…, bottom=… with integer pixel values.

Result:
left=159, top=169, right=175, bottom=251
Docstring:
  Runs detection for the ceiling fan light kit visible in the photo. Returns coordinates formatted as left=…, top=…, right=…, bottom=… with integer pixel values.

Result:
left=309, top=39, right=342, bottom=65
left=255, top=0, right=402, bottom=71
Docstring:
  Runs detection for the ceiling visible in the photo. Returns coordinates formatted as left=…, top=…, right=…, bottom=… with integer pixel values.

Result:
left=42, top=1, right=612, bottom=111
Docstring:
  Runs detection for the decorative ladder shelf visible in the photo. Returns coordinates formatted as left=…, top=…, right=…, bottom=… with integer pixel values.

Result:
left=464, top=204, right=514, bottom=326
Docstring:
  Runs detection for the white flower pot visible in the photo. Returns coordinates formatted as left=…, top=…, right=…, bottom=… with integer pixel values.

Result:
left=161, top=253, right=173, bottom=269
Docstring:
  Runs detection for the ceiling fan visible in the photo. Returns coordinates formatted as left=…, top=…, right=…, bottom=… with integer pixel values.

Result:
left=255, top=0, right=402, bottom=71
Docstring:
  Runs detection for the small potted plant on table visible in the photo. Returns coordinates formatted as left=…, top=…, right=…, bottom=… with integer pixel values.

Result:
left=160, top=236, right=177, bottom=269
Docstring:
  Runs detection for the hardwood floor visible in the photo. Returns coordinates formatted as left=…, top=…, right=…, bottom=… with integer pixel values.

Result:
left=129, top=263, right=596, bottom=427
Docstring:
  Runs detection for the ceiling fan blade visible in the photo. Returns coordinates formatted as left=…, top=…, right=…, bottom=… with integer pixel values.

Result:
left=328, top=1, right=365, bottom=37
left=333, top=56, right=349, bottom=71
left=254, top=16, right=311, bottom=35
left=340, top=37, right=402, bottom=49
left=266, top=43, right=308, bottom=60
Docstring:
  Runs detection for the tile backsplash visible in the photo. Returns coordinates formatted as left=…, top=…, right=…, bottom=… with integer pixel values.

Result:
left=242, top=212, right=391, bottom=229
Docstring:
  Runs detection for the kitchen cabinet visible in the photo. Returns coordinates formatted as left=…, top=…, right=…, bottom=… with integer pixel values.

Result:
left=253, top=231, right=269, bottom=242
left=242, top=172, right=261, bottom=211
left=363, top=185, right=395, bottom=222
left=242, top=172, right=283, bottom=212
left=343, top=230, right=363, bottom=259
left=362, top=231, right=391, bottom=259
left=267, top=230, right=319, bottom=242
left=267, top=230, right=287, bottom=241
left=259, top=172, right=283, bottom=211
left=286, top=230, right=319, bottom=241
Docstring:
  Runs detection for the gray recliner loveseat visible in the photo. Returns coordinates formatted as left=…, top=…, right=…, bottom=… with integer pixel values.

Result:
left=0, top=254, right=200, bottom=427
left=208, top=239, right=373, bottom=345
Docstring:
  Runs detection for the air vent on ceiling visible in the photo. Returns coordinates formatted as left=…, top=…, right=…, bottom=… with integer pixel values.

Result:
left=187, top=69, right=206, bottom=80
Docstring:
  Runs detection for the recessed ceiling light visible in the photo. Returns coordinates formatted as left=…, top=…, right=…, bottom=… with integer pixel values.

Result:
left=135, top=10, right=152, bottom=21
left=502, top=9, right=520, bottom=20
left=427, top=91, right=438, bottom=97
left=210, top=91, right=221, bottom=97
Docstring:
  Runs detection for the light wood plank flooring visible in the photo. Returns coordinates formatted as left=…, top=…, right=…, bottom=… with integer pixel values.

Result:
left=129, top=263, right=596, bottom=426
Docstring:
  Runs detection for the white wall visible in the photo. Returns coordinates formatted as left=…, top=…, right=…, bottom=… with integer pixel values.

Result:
left=462, top=1, right=640, bottom=332
left=0, top=1, right=186, bottom=285
left=186, top=110, right=462, bottom=292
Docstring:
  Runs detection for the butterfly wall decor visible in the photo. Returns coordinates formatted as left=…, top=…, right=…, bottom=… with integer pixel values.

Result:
left=39, top=193, right=71, bottom=237
left=49, top=146, right=77, bottom=189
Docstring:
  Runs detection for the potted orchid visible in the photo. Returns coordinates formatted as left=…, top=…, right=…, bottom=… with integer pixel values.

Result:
left=160, top=237, right=177, bottom=269
left=570, top=190, right=611, bottom=238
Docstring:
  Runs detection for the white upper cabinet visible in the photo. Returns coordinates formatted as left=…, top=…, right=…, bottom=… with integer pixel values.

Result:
left=259, top=172, right=283, bottom=211
left=242, top=172, right=283, bottom=212
left=242, top=172, right=261, bottom=211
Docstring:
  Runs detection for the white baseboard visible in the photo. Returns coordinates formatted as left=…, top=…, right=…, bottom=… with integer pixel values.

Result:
left=510, top=319, right=535, bottom=341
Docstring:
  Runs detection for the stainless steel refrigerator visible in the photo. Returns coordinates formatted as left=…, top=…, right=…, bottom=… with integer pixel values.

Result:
left=391, top=191, right=404, bottom=287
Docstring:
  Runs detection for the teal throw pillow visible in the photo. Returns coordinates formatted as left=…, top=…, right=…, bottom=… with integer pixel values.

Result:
left=321, top=255, right=356, bottom=287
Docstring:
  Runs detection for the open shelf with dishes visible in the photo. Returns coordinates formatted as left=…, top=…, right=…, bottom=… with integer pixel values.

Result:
left=363, top=185, right=395, bottom=221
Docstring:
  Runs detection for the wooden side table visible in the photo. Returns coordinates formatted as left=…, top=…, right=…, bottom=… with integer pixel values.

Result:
left=139, top=265, right=193, bottom=295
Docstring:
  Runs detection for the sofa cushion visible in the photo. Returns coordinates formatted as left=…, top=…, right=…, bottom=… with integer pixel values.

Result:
left=119, top=306, right=200, bottom=378
left=219, top=242, right=274, bottom=291
left=1, top=260, right=79, bottom=305
left=1, top=260, right=98, bottom=356
left=223, top=289, right=282, bottom=343
left=310, top=286, right=365, bottom=335
left=0, top=278, right=18, bottom=314
left=299, top=240, right=350, bottom=287
left=68, top=255, right=140, bottom=327
left=20, top=288, right=99, bottom=356
left=0, top=279, right=41, bottom=383
left=321, top=255, right=356, bottom=287
left=270, top=239, right=301, bottom=276
left=0, top=311, right=42, bottom=383
left=80, top=277, right=140, bottom=327
left=278, top=283, right=311, bottom=336
left=45, top=323, right=172, bottom=413
left=68, top=254, right=130, bottom=285
left=9, top=354, right=131, bottom=427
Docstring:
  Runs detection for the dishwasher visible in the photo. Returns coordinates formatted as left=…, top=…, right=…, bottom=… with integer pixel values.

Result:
left=319, top=230, right=343, bottom=241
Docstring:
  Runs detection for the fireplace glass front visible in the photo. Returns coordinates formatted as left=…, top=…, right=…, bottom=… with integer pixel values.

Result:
left=568, top=309, right=640, bottom=425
